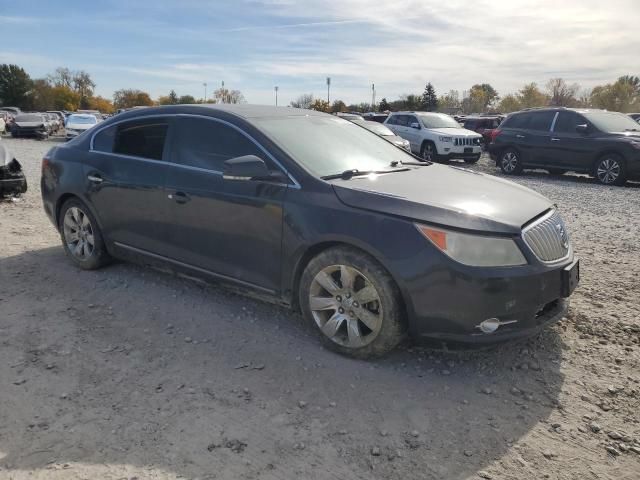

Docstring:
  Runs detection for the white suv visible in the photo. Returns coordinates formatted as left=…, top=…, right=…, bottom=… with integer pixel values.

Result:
left=384, top=112, right=482, bottom=163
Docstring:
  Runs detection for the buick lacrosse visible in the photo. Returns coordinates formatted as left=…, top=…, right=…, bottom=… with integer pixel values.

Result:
left=41, top=105, right=579, bottom=357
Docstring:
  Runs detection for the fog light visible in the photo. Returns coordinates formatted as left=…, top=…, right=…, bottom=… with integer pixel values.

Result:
left=476, top=318, right=518, bottom=334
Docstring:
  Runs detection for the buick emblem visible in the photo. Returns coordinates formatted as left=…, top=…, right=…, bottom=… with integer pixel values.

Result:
left=556, top=223, right=569, bottom=249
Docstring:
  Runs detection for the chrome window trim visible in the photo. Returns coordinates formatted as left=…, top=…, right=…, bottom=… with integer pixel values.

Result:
left=89, top=112, right=301, bottom=189
left=521, top=209, right=573, bottom=265
left=550, top=112, right=560, bottom=132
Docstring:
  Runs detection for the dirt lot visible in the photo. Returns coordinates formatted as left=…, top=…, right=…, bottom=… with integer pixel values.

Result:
left=0, top=135, right=639, bottom=480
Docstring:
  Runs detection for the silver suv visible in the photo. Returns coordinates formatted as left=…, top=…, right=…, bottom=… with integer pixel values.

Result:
left=385, top=112, right=482, bottom=163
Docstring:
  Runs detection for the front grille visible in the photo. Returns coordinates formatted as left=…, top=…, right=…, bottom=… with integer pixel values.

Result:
left=523, top=210, right=571, bottom=263
left=454, top=137, right=480, bottom=146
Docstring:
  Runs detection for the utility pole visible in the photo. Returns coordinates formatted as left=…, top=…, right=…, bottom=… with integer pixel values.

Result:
left=371, top=83, right=376, bottom=111
left=274, top=86, right=279, bottom=106
left=203, top=82, right=207, bottom=102
left=326, top=77, right=331, bottom=104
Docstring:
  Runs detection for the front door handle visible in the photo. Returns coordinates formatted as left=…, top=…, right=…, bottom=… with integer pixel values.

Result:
left=87, top=174, right=103, bottom=183
left=515, top=134, right=525, bottom=139
left=550, top=137, right=560, bottom=142
left=168, top=191, right=191, bottom=204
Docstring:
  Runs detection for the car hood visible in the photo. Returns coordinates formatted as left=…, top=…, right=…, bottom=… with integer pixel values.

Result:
left=15, top=121, right=43, bottom=128
left=428, top=127, right=481, bottom=137
left=66, top=123, right=95, bottom=130
left=330, top=164, right=552, bottom=234
left=384, top=135, right=408, bottom=144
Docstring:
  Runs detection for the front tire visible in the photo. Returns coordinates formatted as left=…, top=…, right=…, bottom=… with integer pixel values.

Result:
left=299, top=247, right=406, bottom=358
left=420, top=141, right=439, bottom=163
left=594, top=154, right=626, bottom=186
left=499, top=148, right=523, bottom=175
left=59, top=198, right=111, bottom=270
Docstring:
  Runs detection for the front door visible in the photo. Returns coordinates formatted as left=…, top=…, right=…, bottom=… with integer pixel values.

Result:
left=163, top=115, right=287, bottom=293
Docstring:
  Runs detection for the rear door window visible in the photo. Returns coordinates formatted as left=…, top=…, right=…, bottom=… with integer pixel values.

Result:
left=173, top=117, right=267, bottom=172
left=528, top=112, right=556, bottom=131
left=111, top=119, right=169, bottom=160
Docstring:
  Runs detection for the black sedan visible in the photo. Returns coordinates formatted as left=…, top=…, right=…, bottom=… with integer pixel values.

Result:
left=41, top=105, right=578, bottom=357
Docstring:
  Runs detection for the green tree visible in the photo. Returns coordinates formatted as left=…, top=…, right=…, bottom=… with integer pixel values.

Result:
left=113, top=89, right=154, bottom=109
left=29, top=79, right=55, bottom=110
left=309, top=99, right=330, bottom=112
left=498, top=94, right=521, bottom=113
left=421, top=82, right=438, bottom=111
left=378, top=98, right=391, bottom=112
left=590, top=79, right=640, bottom=113
left=331, top=99, right=347, bottom=113
left=168, top=89, right=179, bottom=104
left=518, top=82, right=548, bottom=108
left=178, top=94, right=197, bottom=104
left=618, top=75, right=640, bottom=95
left=0, top=64, right=33, bottom=108
left=464, top=84, right=499, bottom=113
left=437, top=90, right=461, bottom=112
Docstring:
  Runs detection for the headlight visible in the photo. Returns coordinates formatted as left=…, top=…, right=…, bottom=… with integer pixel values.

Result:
left=416, top=224, right=527, bottom=267
left=439, top=136, right=452, bottom=143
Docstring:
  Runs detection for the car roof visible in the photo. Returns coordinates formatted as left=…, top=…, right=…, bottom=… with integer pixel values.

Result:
left=114, top=104, right=327, bottom=121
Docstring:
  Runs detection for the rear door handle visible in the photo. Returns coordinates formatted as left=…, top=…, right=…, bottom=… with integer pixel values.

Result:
left=551, top=137, right=560, bottom=142
left=168, top=191, right=191, bottom=204
left=515, top=134, right=525, bottom=139
left=87, top=174, right=103, bottom=184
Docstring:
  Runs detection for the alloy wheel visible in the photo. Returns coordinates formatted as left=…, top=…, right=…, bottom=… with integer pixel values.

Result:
left=501, top=151, right=518, bottom=172
left=596, top=158, right=620, bottom=184
left=422, top=143, right=433, bottom=161
left=308, top=265, right=383, bottom=348
left=63, top=207, right=95, bottom=260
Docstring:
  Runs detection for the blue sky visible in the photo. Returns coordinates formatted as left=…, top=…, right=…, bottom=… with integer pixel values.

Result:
left=1, top=0, right=639, bottom=105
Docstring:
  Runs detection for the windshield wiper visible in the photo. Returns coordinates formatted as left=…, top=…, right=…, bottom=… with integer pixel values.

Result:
left=321, top=167, right=409, bottom=180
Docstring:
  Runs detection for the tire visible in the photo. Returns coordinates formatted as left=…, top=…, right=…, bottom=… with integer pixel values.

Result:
left=299, top=246, right=406, bottom=358
left=548, top=168, right=567, bottom=175
left=499, top=148, right=523, bottom=175
left=420, top=141, right=439, bottom=163
left=464, top=154, right=481, bottom=164
left=59, top=198, right=111, bottom=270
left=594, top=154, right=626, bottom=186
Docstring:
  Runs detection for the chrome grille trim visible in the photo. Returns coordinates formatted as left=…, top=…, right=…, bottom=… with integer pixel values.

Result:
left=454, top=137, right=481, bottom=146
left=522, top=210, right=571, bottom=263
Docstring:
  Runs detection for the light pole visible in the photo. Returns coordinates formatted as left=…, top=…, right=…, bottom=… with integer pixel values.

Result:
left=371, top=83, right=375, bottom=111
left=203, top=82, right=207, bottom=102
left=221, top=80, right=225, bottom=103
left=274, top=86, right=279, bottom=106
left=326, top=77, right=331, bottom=104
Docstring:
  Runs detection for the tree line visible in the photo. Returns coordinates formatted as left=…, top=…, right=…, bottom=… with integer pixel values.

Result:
left=0, top=64, right=246, bottom=113
left=293, top=76, right=640, bottom=115
left=2, top=63, right=638, bottom=115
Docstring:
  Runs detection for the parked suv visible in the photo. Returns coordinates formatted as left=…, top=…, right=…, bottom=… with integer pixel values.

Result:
left=385, top=112, right=482, bottom=163
left=463, top=116, right=504, bottom=148
left=489, top=108, right=640, bottom=186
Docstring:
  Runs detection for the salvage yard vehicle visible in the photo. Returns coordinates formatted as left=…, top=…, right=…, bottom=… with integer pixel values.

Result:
left=0, top=143, right=27, bottom=197
left=489, top=107, right=640, bottom=186
left=350, top=119, right=411, bottom=151
left=11, top=113, right=49, bottom=139
left=65, top=113, right=99, bottom=140
left=385, top=112, right=483, bottom=163
left=42, top=105, right=579, bottom=358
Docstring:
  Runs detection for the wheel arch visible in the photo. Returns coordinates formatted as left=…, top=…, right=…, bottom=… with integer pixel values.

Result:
left=55, top=193, right=105, bottom=233
left=591, top=149, right=626, bottom=175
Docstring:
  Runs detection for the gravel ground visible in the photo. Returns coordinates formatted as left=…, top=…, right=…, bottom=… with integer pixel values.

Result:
left=0, top=135, right=639, bottom=480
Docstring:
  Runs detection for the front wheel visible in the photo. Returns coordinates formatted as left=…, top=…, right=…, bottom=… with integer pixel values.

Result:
left=299, top=247, right=406, bottom=358
left=499, top=148, right=523, bottom=175
left=59, top=198, right=111, bottom=270
left=420, top=141, right=439, bottom=163
left=595, top=154, right=626, bottom=186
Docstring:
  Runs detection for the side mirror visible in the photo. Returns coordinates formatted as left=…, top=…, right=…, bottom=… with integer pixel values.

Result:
left=410, top=122, right=421, bottom=129
left=575, top=124, right=589, bottom=134
left=223, top=155, right=270, bottom=181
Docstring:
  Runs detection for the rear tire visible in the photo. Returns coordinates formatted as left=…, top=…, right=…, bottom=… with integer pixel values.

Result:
left=499, top=148, right=523, bottom=175
left=594, top=154, right=626, bottom=186
left=299, top=246, right=406, bottom=358
left=59, top=198, right=111, bottom=270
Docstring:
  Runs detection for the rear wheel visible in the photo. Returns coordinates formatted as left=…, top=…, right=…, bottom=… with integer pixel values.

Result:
left=595, top=154, right=626, bottom=186
left=59, top=198, right=111, bottom=270
left=499, top=148, right=523, bottom=175
left=299, top=247, right=406, bottom=358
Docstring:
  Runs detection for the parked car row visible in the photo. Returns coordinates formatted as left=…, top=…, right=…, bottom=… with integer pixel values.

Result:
left=0, top=106, right=103, bottom=140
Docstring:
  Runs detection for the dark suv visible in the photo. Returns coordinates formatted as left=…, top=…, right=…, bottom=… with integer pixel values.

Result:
left=489, top=108, right=640, bottom=186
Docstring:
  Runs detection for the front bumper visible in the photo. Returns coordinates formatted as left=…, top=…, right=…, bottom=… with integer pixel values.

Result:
left=402, top=252, right=576, bottom=344
left=439, top=144, right=482, bottom=159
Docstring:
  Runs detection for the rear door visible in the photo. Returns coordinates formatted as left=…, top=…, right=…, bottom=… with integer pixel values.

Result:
left=85, top=116, right=173, bottom=255
left=517, top=111, right=556, bottom=167
left=163, top=115, right=287, bottom=293
left=547, top=111, right=594, bottom=171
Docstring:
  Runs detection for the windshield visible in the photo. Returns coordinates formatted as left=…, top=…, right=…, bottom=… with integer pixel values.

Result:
left=583, top=111, right=640, bottom=132
left=417, top=113, right=462, bottom=129
left=352, top=120, right=395, bottom=136
left=254, top=115, right=413, bottom=177
left=67, top=115, right=97, bottom=125
left=16, top=114, right=44, bottom=122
